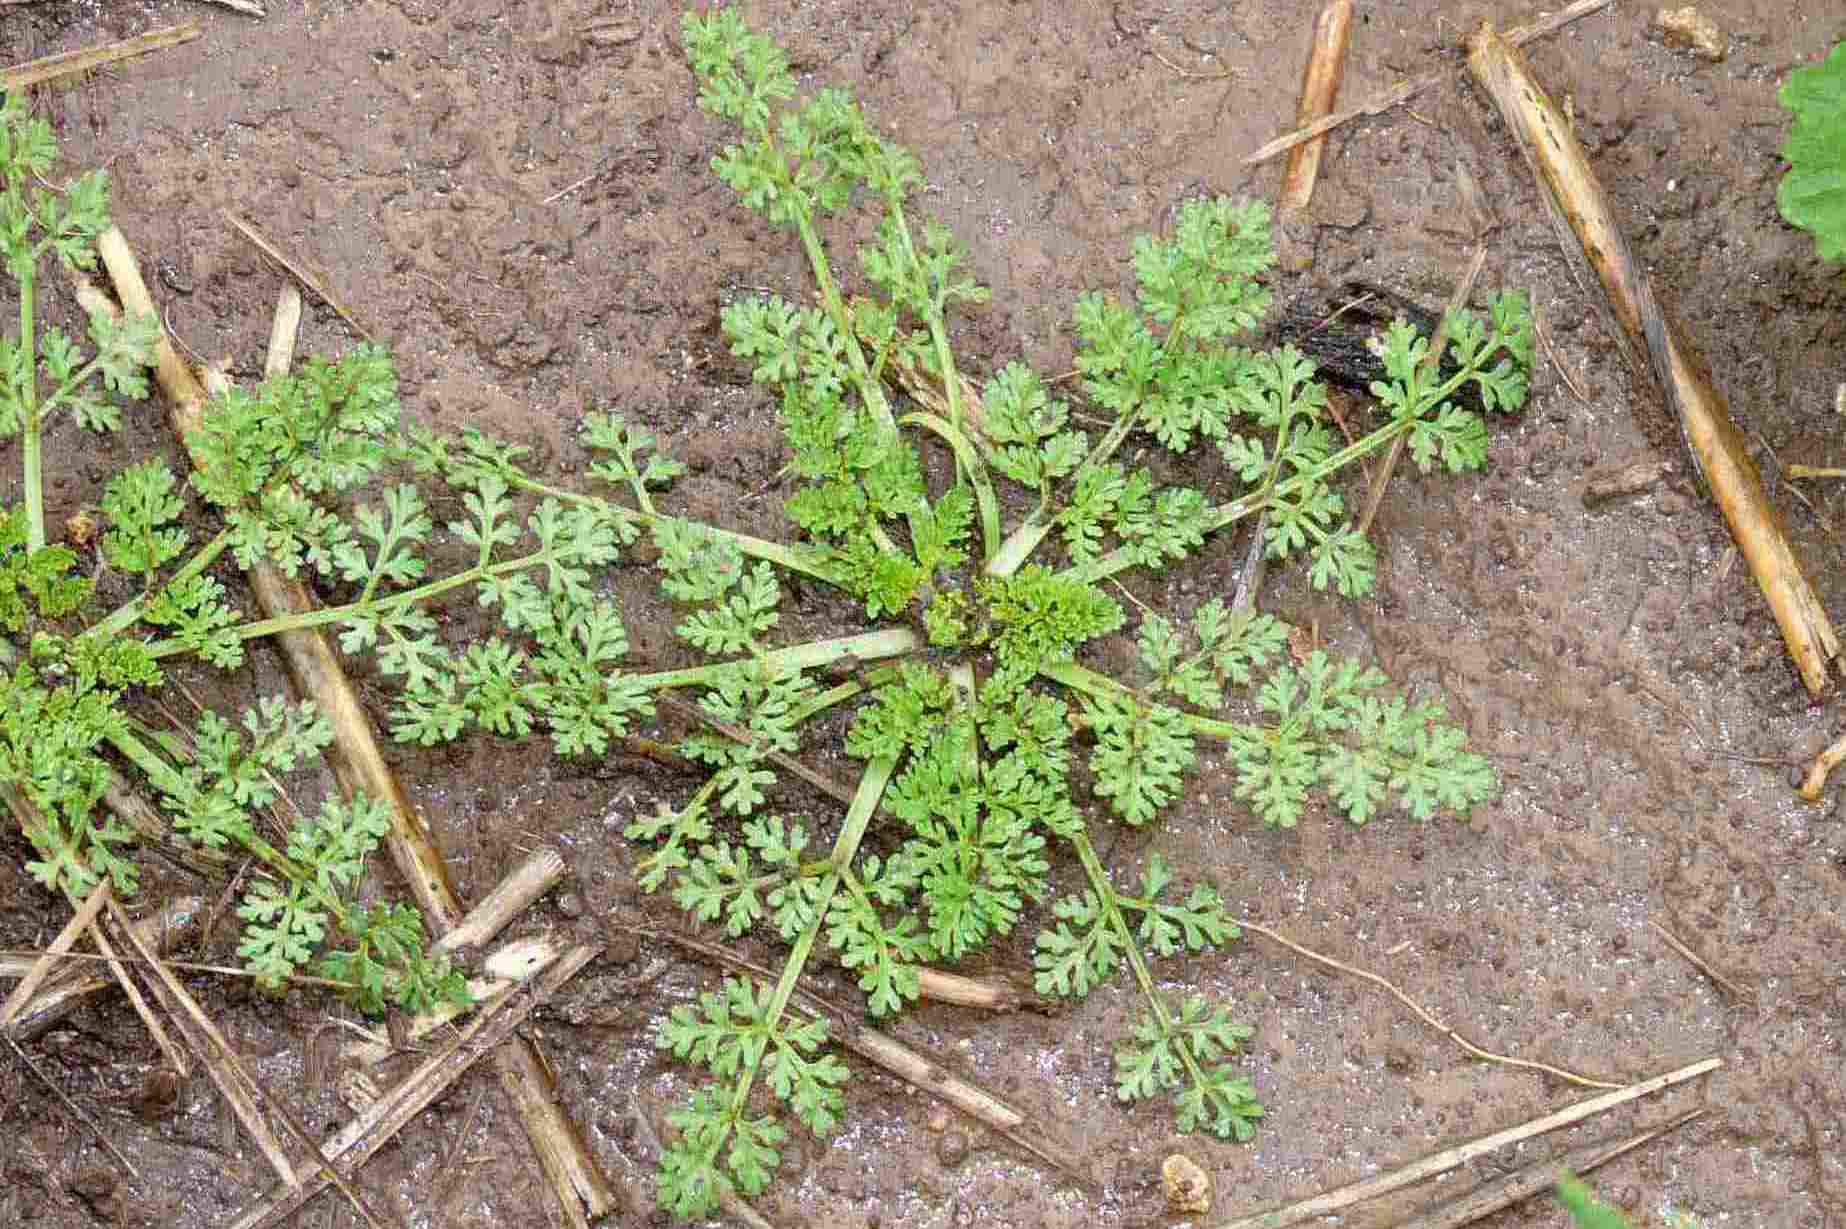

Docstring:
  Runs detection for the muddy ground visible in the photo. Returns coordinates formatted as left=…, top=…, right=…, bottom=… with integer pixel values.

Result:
left=2, top=1, right=1843, bottom=1227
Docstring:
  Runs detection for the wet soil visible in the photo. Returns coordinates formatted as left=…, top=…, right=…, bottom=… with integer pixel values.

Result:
left=3, top=2, right=1843, bottom=1227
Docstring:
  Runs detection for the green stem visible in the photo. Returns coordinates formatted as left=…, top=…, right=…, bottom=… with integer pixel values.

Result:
left=1040, top=660, right=1265, bottom=743
left=628, top=627, right=920, bottom=692
left=1067, top=412, right=1416, bottom=586
left=946, top=660, right=979, bottom=779
left=984, top=515, right=1051, bottom=580
left=714, top=753, right=897, bottom=1171
left=899, top=411, right=1000, bottom=564
left=142, top=553, right=498, bottom=658
left=34, top=352, right=111, bottom=433
left=784, top=673, right=888, bottom=727
left=18, top=261, right=44, bottom=553
left=1078, top=312, right=1191, bottom=478
left=85, top=528, right=237, bottom=642
left=778, top=190, right=896, bottom=438
left=1065, top=827, right=1215, bottom=1095
left=504, top=469, right=848, bottom=589
left=825, top=753, right=899, bottom=874
left=884, top=193, right=969, bottom=441
left=104, top=721, right=371, bottom=967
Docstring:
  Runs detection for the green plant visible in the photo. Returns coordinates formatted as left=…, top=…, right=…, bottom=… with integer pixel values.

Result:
left=4, top=11, right=1532, bottom=1213
left=0, top=95, right=469, bottom=1014
left=1558, top=1172, right=1704, bottom=1229
left=1778, top=40, right=1846, bottom=264
left=493, top=9, right=1532, bottom=1216
left=0, top=94, right=160, bottom=554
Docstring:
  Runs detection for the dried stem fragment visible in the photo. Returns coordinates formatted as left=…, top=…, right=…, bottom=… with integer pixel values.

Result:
left=0, top=894, right=201, bottom=1041
left=1213, top=1058, right=1721, bottom=1229
left=1466, top=25, right=1839, bottom=696
left=228, top=944, right=602, bottom=1229
left=1234, top=914, right=1619, bottom=1088
left=1243, top=0, right=1613, bottom=166
left=0, top=24, right=200, bottom=92
left=1394, top=1108, right=1703, bottom=1229
left=1798, top=726, right=1846, bottom=801
left=1277, top=0, right=1354, bottom=217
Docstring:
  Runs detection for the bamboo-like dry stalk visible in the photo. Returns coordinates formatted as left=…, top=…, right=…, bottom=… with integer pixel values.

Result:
left=265, top=283, right=303, bottom=374
left=0, top=23, right=200, bottom=92
left=914, top=965, right=1033, bottom=1012
left=227, top=212, right=376, bottom=341
left=228, top=944, right=602, bottom=1229
left=0, top=783, right=192, bottom=1068
left=0, top=895, right=201, bottom=1040
left=630, top=922, right=1090, bottom=1183
left=344, top=934, right=572, bottom=1066
left=437, top=846, right=567, bottom=953
left=1465, top=25, right=1840, bottom=696
left=1242, top=0, right=1614, bottom=166
left=91, top=228, right=619, bottom=1225
left=334, top=848, right=569, bottom=1064
left=1394, top=1108, right=1704, bottom=1229
left=104, top=894, right=416, bottom=1229
left=1277, top=0, right=1353, bottom=216
left=99, top=897, right=298, bottom=1186
left=1213, top=1058, right=1721, bottom=1229
left=0, top=881, right=111, bottom=1029
left=1798, top=727, right=1846, bottom=801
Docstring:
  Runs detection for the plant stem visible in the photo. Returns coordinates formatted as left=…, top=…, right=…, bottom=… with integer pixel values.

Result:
left=141, top=553, right=498, bottom=658
left=1067, top=411, right=1415, bottom=586
left=900, top=411, right=1000, bottom=563
left=1041, top=660, right=1265, bottom=743
left=708, top=754, right=897, bottom=1186
left=499, top=469, right=848, bottom=588
left=17, top=261, right=44, bottom=552
left=86, top=528, right=237, bottom=642
left=628, top=627, right=921, bottom=692
left=753, top=121, right=896, bottom=442
left=1064, top=826, right=1220, bottom=1109
left=984, top=515, right=1051, bottom=579
left=784, top=673, right=890, bottom=727
left=883, top=193, right=968, bottom=442
left=1078, top=312, right=1191, bottom=478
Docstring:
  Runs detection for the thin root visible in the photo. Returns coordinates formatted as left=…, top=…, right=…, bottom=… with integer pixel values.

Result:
left=1233, top=915, right=1623, bottom=1089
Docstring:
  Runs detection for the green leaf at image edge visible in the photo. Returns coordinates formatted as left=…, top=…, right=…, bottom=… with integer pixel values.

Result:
left=1778, top=41, right=1846, bottom=264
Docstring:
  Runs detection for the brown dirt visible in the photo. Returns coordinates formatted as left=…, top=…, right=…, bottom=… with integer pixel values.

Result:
left=3, top=2, right=1843, bottom=1228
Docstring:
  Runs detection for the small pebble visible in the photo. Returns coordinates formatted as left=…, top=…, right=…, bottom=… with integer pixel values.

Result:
left=935, top=1128, right=969, bottom=1167
left=1652, top=6, right=1725, bottom=61
left=1162, top=1153, right=1213, bottom=1215
left=555, top=890, right=585, bottom=918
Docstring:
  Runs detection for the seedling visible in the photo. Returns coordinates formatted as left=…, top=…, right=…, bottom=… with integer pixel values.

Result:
left=451, top=10, right=1526, bottom=1215
left=0, top=94, right=462, bottom=1015
left=3, top=9, right=1536, bottom=1216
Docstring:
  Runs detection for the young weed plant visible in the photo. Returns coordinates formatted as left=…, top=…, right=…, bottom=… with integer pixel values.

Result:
left=0, top=93, right=464, bottom=1015
left=407, top=10, right=1525, bottom=1216
left=3, top=9, right=1535, bottom=1216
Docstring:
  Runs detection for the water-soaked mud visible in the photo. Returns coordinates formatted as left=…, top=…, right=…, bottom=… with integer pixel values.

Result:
left=2, top=2, right=1841, bottom=1227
